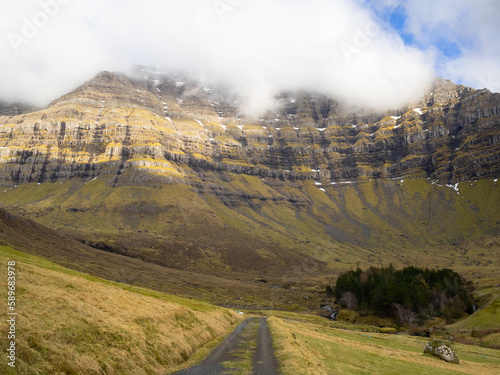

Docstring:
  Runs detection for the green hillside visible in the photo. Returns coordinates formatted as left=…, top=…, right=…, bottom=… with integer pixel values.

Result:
left=1, top=176, right=499, bottom=287
left=0, top=246, right=243, bottom=374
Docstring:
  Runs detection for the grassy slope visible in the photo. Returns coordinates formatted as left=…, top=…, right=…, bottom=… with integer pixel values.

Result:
left=0, top=205, right=332, bottom=312
left=0, top=246, right=243, bottom=375
left=448, top=292, right=500, bottom=331
left=268, top=315, right=500, bottom=375
left=1, top=176, right=498, bottom=275
left=438, top=291, right=500, bottom=349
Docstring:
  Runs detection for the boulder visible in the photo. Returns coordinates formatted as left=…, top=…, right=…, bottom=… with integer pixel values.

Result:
left=423, top=340, right=459, bottom=364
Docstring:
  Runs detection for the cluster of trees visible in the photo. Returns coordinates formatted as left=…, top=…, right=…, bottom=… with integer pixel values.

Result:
left=330, top=265, right=475, bottom=325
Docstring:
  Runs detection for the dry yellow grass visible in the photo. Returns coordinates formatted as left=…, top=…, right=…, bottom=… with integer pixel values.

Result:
left=268, top=317, right=500, bottom=375
left=0, top=247, right=243, bottom=374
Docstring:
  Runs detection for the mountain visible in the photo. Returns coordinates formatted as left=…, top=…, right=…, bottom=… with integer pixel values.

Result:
left=1, top=70, right=498, bottom=185
left=0, top=69, right=499, bottom=309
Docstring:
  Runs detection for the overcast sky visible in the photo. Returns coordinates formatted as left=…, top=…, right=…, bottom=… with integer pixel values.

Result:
left=1, top=0, right=499, bottom=114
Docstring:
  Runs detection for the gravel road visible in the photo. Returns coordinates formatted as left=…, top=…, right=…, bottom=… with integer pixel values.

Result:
left=173, top=317, right=280, bottom=374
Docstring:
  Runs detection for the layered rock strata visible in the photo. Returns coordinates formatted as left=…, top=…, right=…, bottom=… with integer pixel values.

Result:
left=0, top=71, right=499, bottom=188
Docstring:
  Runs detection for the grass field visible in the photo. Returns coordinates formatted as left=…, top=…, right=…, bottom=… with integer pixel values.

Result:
left=268, top=316, right=500, bottom=375
left=0, top=246, right=243, bottom=374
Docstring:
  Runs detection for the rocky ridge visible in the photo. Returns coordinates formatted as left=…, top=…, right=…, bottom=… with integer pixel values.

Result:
left=0, top=69, right=499, bottom=188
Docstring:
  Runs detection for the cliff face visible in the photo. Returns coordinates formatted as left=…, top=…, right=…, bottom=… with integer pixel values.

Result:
left=0, top=71, right=498, bottom=188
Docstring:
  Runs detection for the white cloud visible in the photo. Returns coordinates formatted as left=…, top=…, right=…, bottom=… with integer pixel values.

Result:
left=386, top=0, right=500, bottom=93
left=0, top=0, right=118, bottom=105
left=0, top=0, right=435, bottom=113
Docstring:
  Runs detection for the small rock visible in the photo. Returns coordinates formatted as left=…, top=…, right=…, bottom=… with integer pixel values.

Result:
left=424, top=340, right=459, bottom=364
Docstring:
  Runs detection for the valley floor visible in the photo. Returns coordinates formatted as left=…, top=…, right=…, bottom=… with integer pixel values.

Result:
left=1, top=246, right=499, bottom=375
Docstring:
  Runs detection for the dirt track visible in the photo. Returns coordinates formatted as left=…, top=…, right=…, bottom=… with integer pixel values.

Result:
left=174, top=317, right=280, bottom=374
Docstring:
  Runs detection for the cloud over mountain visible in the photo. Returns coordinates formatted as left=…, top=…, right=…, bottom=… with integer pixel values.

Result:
left=1, top=0, right=437, bottom=113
